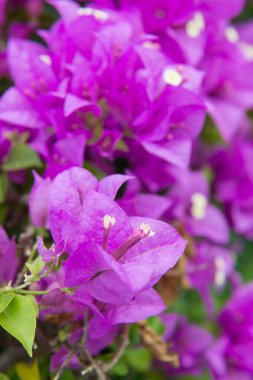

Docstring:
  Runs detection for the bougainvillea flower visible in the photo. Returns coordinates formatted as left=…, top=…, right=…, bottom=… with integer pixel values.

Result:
left=187, top=242, right=237, bottom=313
left=29, top=172, right=51, bottom=228
left=161, top=313, right=213, bottom=377
left=166, top=169, right=229, bottom=244
left=60, top=191, right=186, bottom=304
left=0, top=226, right=18, bottom=285
left=210, top=139, right=253, bottom=238
left=73, top=286, right=165, bottom=354
left=207, top=283, right=253, bottom=379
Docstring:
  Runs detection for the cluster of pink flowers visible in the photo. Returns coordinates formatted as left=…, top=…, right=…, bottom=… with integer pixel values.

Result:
left=1, top=0, right=253, bottom=379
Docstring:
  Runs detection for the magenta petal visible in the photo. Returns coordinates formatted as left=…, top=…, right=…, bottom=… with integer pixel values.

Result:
left=106, top=288, right=165, bottom=324
left=0, top=88, right=46, bottom=128
left=29, top=172, right=51, bottom=228
left=64, top=241, right=119, bottom=287
left=64, top=93, right=101, bottom=117
left=122, top=217, right=186, bottom=289
left=98, top=174, right=134, bottom=199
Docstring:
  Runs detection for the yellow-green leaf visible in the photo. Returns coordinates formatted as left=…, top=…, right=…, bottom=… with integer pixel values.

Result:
left=15, top=360, right=40, bottom=380
left=26, top=256, right=45, bottom=277
left=0, top=293, right=15, bottom=314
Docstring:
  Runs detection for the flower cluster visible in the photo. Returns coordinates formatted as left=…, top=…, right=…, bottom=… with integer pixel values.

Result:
left=0, top=0, right=253, bottom=379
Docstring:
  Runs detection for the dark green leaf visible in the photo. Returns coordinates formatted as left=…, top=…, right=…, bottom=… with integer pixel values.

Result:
left=0, top=174, right=8, bottom=203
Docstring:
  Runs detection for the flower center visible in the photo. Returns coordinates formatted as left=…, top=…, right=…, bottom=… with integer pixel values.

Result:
left=101, top=216, right=155, bottom=259
left=102, top=215, right=116, bottom=251
left=191, top=193, right=208, bottom=220
left=240, top=42, right=253, bottom=61
left=214, top=256, right=226, bottom=287
left=77, top=7, right=109, bottom=21
left=39, top=54, right=52, bottom=66
left=225, top=26, right=239, bottom=43
left=111, top=223, right=154, bottom=261
left=163, top=68, right=183, bottom=87
left=185, top=12, right=205, bottom=39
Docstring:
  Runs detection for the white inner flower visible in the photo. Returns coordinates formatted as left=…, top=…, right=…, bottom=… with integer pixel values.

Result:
left=77, top=7, right=109, bottom=21
left=185, top=12, right=205, bottom=38
left=214, top=256, right=226, bottom=287
left=191, top=193, right=208, bottom=220
left=163, top=68, right=183, bottom=86
left=103, top=215, right=116, bottom=229
left=139, top=223, right=155, bottom=237
left=142, top=41, right=160, bottom=50
left=39, top=55, right=52, bottom=66
left=225, top=26, right=239, bottom=43
left=240, top=42, right=253, bottom=61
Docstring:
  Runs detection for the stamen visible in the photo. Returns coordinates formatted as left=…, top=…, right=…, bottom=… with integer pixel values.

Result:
left=139, top=223, right=155, bottom=237
left=186, top=12, right=205, bottom=38
left=163, top=68, right=183, bottom=86
left=112, top=223, right=154, bottom=261
left=103, top=215, right=116, bottom=229
left=102, top=215, right=116, bottom=251
left=214, top=256, right=226, bottom=287
left=240, top=42, right=253, bottom=61
left=191, top=193, right=208, bottom=220
left=77, top=7, right=109, bottom=21
left=142, top=41, right=160, bottom=50
left=39, top=54, right=52, bottom=66
left=225, top=26, right=239, bottom=43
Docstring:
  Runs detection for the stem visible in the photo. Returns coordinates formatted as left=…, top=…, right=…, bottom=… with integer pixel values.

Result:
left=53, top=344, right=78, bottom=380
left=81, top=311, right=107, bottom=380
left=103, top=325, right=129, bottom=372
left=14, top=290, right=49, bottom=295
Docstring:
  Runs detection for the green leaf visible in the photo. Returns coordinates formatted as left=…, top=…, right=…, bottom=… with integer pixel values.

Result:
left=0, top=294, right=15, bottom=314
left=0, top=373, right=10, bottom=380
left=110, top=360, right=128, bottom=376
left=0, top=295, right=37, bottom=357
left=125, top=347, right=151, bottom=373
left=26, top=256, right=45, bottom=277
left=147, top=316, right=165, bottom=335
left=0, top=204, right=8, bottom=224
left=58, top=370, right=76, bottom=380
left=2, top=144, right=42, bottom=172
left=0, top=173, right=8, bottom=203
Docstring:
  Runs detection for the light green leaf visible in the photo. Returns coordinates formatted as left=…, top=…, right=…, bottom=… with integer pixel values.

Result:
left=0, top=295, right=37, bottom=357
left=0, top=293, right=15, bottom=314
left=26, top=256, right=45, bottom=277
left=0, top=174, right=8, bottom=203
left=2, top=144, right=42, bottom=172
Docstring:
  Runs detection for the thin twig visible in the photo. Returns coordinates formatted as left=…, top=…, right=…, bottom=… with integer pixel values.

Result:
left=53, top=344, right=78, bottom=380
left=81, top=310, right=107, bottom=380
left=103, top=325, right=129, bottom=373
